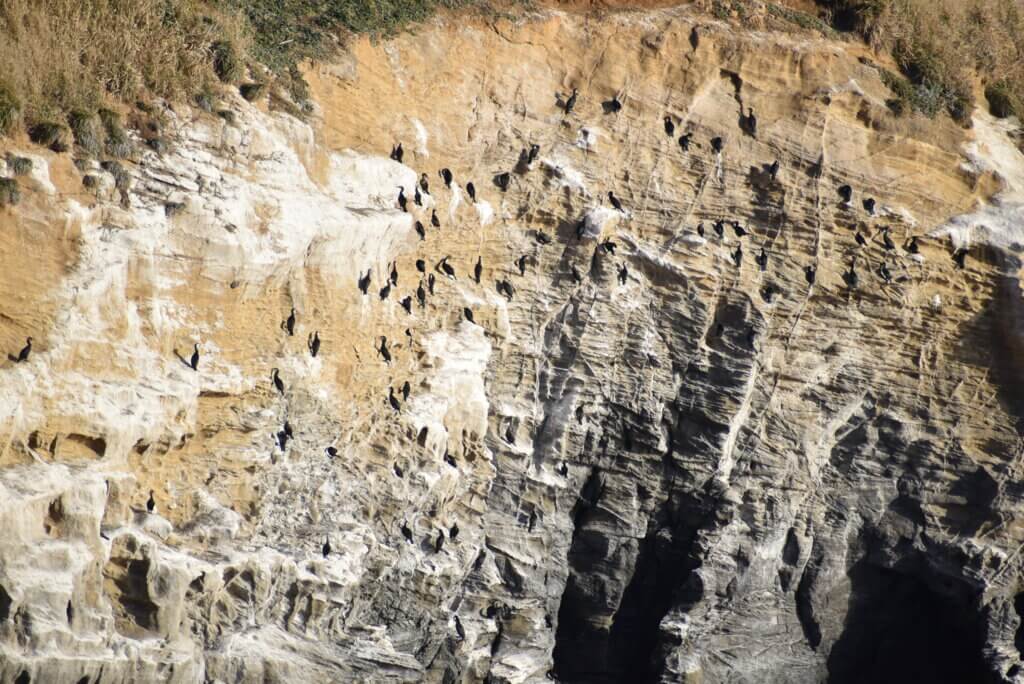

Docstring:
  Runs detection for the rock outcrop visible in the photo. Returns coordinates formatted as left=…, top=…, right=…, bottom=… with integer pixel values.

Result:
left=1, top=4, right=1023, bottom=683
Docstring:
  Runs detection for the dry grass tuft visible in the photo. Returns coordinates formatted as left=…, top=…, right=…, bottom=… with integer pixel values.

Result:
left=0, top=0, right=250, bottom=130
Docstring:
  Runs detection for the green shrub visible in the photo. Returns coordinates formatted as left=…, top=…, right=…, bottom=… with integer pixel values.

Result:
left=211, top=40, right=244, bottom=83
left=0, top=178, right=21, bottom=207
left=99, top=108, right=131, bottom=158
left=0, top=84, right=21, bottom=135
left=5, top=155, right=32, bottom=176
left=68, top=110, right=103, bottom=156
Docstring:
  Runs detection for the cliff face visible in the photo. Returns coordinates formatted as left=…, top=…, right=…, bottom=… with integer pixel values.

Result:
left=1, top=5, right=1024, bottom=683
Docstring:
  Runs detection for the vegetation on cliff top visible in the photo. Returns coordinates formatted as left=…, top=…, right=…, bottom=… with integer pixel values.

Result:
left=815, top=0, right=1024, bottom=124
left=0, top=0, right=1020, bottom=148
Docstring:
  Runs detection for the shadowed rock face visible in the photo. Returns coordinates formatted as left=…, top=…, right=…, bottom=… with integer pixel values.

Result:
left=1, top=4, right=1024, bottom=683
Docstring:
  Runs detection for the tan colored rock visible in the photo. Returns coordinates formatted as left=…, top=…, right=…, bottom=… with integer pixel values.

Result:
left=0, top=4, right=1023, bottom=683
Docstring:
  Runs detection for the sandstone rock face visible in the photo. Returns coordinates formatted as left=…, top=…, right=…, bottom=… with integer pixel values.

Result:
left=1, top=5, right=1023, bottom=683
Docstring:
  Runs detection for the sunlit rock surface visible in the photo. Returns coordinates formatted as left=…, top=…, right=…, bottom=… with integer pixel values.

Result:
left=1, top=5, right=1024, bottom=683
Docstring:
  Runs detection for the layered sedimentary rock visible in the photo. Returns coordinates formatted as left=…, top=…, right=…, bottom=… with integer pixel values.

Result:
left=1, top=4, right=1024, bottom=683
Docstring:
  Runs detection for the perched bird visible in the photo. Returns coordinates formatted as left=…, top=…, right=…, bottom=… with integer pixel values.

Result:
left=697, top=223, right=705, bottom=238
left=528, top=144, right=540, bottom=163
left=467, top=182, right=476, bottom=201
left=388, top=387, right=401, bottom=413
left=428, top=273, right=436, bottom=294
left=605, top=96, right=623, bottom=113
left=732, top=245, right=743, bottom=267
left=400, top=296, right=412, bottom=314
left=664, top=116, right=675, bottom=136
left=464, top=307, right=475, bottom=324
left=450, top=523, right=459, bottom=540
left=516, top=255, right=528, bottom=276
left=498, top=280, right=515, bottom=301
left=435, top=531, right=445, bottom=553
left=415, top=221, right=425, bottom=240
left=495, top=172, right=510, bottom=192
left=878, top=262, right=892, bottom=283
left=454, top=615, right=466, bottom=640
left=444, top=451, right=457, bottom=467
left=440, top=257, right=456, bottom=279
left=308, top=331, right=320, bottom=358
left=804, top=265, right=816, bottom=286
left=905, top=236, right=919, bottom=254
left=390, top=143, right=403, bottom=163
left=608, top=191, right=624, bottom=212
left=440, top=168, right=453, bottom=188
left=762, top=284, right=776, bottom=303
left=882, top=229, right=895, bottom=251
left=397, top=187, right=407, bottom=212
left=564, top=88, right=579, bottom=114
left=618, top=263, right=628, bottom=285
left=755, top=247, right=768, bottom=271
left=358, top=270, right=371, bottom=295
left=379, top=282, right=391, bottom=300
left=271, top=368, right=285, bottom=395
left=602, top=240, right=617, bottom=255
left=325, top=446, right=338, bottom=458
left=953, top=247, right=968, bottom=269
left=855, top=232, right=867, bottom=247
left=557, top=461, right=569, bottom=477
left=282, top=308, right=296, bottom=336
left=746, top=108, right=757, bottom=137
left=401, top=380, right=411, bottom=402
left=322, top=538, right=331, bottom=558
left=838, top=184, right=853, bottom=203
left=769, top=160, right=780, bottom=181
left=474, top=257, right=483, bottom=284
left=863, top=197, right=876, bottom=215
left=678, top=133, right=692, bottom=151
left=414, top=186, right=422, bottom=206
left=189, top=343, right=200, bottom=370
left=732, top=221, right=746, bottom=238
left=275, top=430, right=290, bottom=451
left=390, top=262, right=399, bottom=286
left=416, top=259, right=426, bottom=273
left=378, top=336, right=391, bottom=364
left=431, top=210, right=441, bottom=228
left=401, top=521, right=414, bottom=543
left=417, top=282, right=426, bottom=308
left=711, top=137, right=724, bottom=153
left=146, top=490, right=155, bottom=513
left=843, top=259, right=859, bottom=289
left=419, top=173, right=429, bottom=194
left=713, top=220, right=725, bottom=238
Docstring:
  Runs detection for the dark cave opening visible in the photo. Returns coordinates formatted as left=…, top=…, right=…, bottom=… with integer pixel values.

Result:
left=552, top=486, right=706, bottom=684
left=827, top=561, right=991, bottom=684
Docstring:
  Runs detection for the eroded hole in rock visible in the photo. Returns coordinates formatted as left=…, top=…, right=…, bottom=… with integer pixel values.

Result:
left=103, top=557, right=158, bottom=635
left=0, top=583, right=12, bottom=621
left=553, top=481, right=706, bottom=683
left=827, top=561, right=988, bottom=684
left=62, top=433, right=107, bottom=460
left=1014, top=591, right=1024, bottom=658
